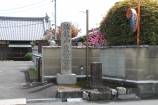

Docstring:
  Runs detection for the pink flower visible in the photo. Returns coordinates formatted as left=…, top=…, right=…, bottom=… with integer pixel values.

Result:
left=87, top=28, right=107, bottom=47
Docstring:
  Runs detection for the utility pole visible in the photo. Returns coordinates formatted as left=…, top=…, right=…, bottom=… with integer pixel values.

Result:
left=137, top=0, right=140, bottom=45
left=79, top=10, right=89, bottom=81
left=48, top=0, right=56, bottom=46
left=53, top=0, right=57, bottom=40
left=86, top=10, right=89, bottom=81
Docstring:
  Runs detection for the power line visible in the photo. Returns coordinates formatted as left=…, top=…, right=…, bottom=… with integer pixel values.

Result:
left=0, top=0, right=47, bottom=12
left=0, top=2, right=51, bottom=15
left=57, top=0, right=68, bottom=5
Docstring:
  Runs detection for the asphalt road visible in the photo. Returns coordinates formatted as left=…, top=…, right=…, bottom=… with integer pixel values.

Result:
left=0, top=61, right=58, bottom=100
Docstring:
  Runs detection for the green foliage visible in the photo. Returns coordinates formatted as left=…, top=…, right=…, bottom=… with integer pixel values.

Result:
left=29, top=68, right=37, bottom=78
left=30, top=41, right=37, bottom=46
left=53, top=80, right=129, bottom=89
left=24, top=53, right=32, bottom=61
left=100, top=0, right=158, bottom=45
left=41, top=36, right=48, bottom=40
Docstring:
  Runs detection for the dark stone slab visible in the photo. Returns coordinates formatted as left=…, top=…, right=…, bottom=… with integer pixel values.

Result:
left=153, top=83, right=158, bottom=95
left=126, top=88, right=138, bottom=95
left=137, top=83, right=153, bottom=97
left=90, top=62, right=102, bottom=87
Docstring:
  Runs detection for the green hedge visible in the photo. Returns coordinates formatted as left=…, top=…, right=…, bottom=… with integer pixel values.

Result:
left=100, top=0, right=158, bottom=45
left=24, top=53, right=32, bottom=61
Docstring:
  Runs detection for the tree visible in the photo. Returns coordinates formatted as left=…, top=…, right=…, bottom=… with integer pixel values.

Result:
left=88, top=28, right=106, bottom=46
left=44, top=23, right=81, bottom=40
left=100, top=0, right=158, bottom=45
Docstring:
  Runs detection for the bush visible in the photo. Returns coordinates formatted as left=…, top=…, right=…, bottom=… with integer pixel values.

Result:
left=24, top=53, right=32, bottom=61
left=100, top=0, right=158, bottom=45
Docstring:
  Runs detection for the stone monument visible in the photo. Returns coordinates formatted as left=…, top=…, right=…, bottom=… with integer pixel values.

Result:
left=90, top=62, right=102, bottom=88
left=57, top=22, right=76, bottom=84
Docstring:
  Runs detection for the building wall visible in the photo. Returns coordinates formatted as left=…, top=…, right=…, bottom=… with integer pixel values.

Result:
left=42, top=46, right=158, bottom=81
left=0, top=41, right=7, bottom=60
left=0, top=41, right=32, bottom=60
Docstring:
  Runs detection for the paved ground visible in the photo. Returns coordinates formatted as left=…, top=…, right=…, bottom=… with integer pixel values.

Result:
left=0, top=61, right=58, bottom=100
left=1, top=61, right=158, bottom=105
left=27, top=99, right=158, bottom=105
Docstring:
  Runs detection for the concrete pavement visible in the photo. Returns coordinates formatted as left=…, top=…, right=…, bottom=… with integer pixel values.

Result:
left=27, top=99, right=158, bottom=105
left=0, top=61, right=58, bottom=99
left=0, top=61, right=158, bottom=105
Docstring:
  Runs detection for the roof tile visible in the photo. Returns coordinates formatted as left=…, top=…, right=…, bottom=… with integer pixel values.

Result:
left=0, top=16, right=50, bottom=41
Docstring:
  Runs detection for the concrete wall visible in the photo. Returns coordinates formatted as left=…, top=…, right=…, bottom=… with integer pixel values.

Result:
left=101, top=46, right=158, bottom=80
left=125, top=46, right=158, bottom=80
left=42, top=46, right=158, bottom=81
left=100, top=48, right=125, bottom=78
left=42, top=47, right=100, bottom=76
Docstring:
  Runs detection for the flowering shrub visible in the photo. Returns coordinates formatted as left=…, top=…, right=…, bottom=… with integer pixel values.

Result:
left=88, top=28, right=107, bottom=46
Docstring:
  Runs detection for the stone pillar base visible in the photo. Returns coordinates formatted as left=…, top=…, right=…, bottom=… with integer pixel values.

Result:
left=57, top=73, right=76, bottom=84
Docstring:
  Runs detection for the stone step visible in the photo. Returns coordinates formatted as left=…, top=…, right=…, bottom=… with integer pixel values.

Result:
left=118, top=94, right=140, bottom=100
left=57, top=87, right=84, bottom=98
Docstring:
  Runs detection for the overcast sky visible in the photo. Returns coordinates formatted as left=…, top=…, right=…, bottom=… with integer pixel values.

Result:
left=0, top=0, right=122, bottom=35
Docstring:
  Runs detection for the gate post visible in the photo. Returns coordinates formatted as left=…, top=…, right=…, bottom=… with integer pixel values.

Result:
left=36, top=57, right=41, bottom=82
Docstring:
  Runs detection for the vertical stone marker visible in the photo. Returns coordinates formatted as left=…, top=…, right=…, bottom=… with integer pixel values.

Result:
left=90, top=62, right=102, bottom=88
left=61, top=22, right=71, bottom=74
left=57, top=22, right=76, bottom=84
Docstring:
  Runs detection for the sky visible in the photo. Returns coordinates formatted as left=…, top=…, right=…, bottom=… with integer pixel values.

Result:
left=0, top=0, right=122, bottom=36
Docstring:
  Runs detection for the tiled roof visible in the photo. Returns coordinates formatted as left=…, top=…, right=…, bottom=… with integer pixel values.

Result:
left=0, top=16, right=50, bottom=41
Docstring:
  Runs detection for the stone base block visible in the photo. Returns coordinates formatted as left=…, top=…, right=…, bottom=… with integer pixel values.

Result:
left=57, top=73, right=76, bottom=84
left=111, top=89, right=117, bottom=96
left=118, top=94, right=139, bottom=100
left=58, top=90, right=82, bottom=98
left=89, top=90, right=111, bottom=101
left=116, top=87, right=126, bottom=95
left=83, top=91, right=89, bottom=100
